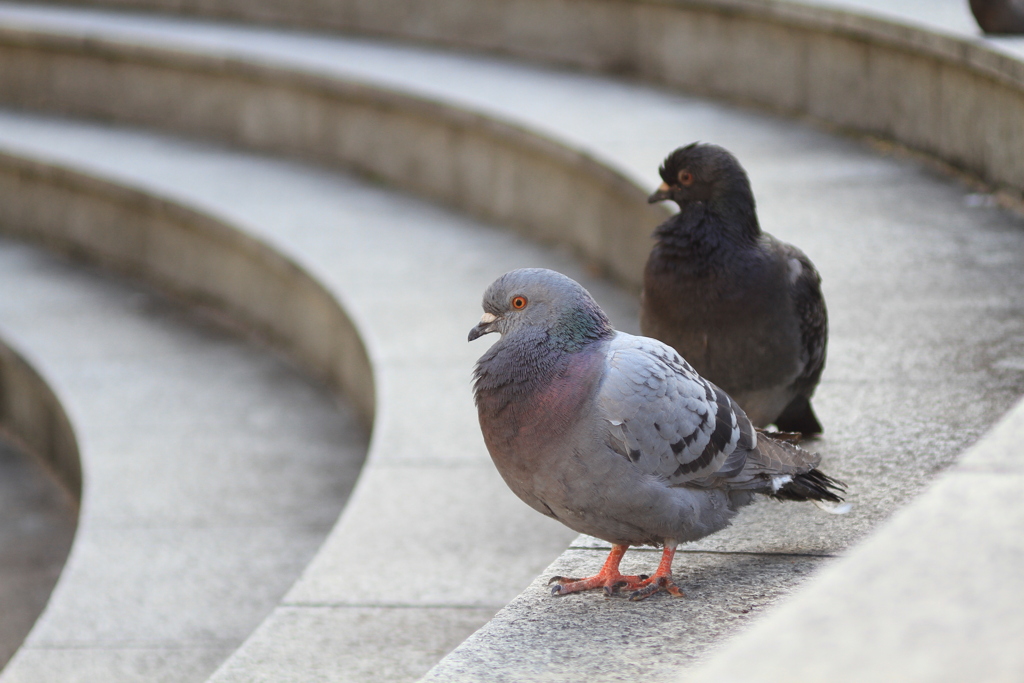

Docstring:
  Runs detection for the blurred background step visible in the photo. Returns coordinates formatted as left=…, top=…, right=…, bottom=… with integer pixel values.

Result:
left=0, top=232, right=368, bottom=682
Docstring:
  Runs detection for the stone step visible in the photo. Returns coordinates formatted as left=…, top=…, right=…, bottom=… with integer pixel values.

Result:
left=16, top=0, right=1024, bottom=194
left=0, top=228, right=367, bottom=681
left=0, top=1, right=1021, bottom=681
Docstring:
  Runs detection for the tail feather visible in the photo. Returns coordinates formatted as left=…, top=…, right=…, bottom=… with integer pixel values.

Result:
left=772, top=468, right=846, bottom=504
left=756, top=427, right=804, bottom=444
left=752, top=433, right=820, bottom=473
left=721, top=433, right=847, bottom=505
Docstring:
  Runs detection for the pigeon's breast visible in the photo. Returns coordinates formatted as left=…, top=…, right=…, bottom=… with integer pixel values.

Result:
left=485, top=351, right=602, bottom=451
left=477, top=350, right=605, bottom=510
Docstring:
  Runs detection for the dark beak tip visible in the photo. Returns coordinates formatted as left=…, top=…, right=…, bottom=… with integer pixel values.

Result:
left=468, top=325, right=485, bottom=342
left=647, top=191, right=668, bottom=204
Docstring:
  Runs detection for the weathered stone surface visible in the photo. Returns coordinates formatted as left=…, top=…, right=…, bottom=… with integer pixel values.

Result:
left=210, top=606, right=498, bottom=683
left=0, top=238, right=366, bottom=682
left=423, top=549, right=833, bottom=683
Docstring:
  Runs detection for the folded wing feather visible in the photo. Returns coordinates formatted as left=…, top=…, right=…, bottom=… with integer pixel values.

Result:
left=599, top=333, right=757, bottom=485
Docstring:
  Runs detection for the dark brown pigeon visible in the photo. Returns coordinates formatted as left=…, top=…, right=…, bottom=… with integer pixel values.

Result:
left=469, top=268, right=845, bottom=600
left=643, top=143, right=827, bottom=435
left=970, top=0, right=1024, bottom=33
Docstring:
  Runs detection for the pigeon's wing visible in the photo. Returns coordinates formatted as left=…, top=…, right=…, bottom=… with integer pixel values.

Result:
left=782, top=244, right=828, bottom=393
left=598, top=333, right=756, bottom=485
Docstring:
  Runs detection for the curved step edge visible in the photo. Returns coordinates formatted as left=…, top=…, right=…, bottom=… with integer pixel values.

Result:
left=0, top=334, right=79, bottom=672
left=0, top=143, right=378, bottom=682
left=0, top=334, right=80, bottom=503
left=22, top=0, right=1024, bottom=196
left=0, top=149, right=375, bottom=426
left=0, top=19, right=670, bottom=290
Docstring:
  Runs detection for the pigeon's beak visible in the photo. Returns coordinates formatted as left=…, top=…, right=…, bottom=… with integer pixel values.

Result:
left=468, top=312, right=500, bottom=342
left=647, top=182, right=672, bottom=204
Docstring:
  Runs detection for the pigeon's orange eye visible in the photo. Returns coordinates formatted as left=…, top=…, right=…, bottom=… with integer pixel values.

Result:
left=511, top=296, right=528, bottom=310
left=678, top=170, right=695, bottom=187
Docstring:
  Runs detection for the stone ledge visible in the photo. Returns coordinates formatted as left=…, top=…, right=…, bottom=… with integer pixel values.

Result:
left=0, top=14, right=668, bottom=289
left=39, top=0, right=1024, bottom=193
left=0, top=125, right=379, bottom=682
left=0, top=150, right=374, bottom=425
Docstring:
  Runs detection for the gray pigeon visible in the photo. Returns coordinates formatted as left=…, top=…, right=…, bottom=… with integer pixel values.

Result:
left=643, top=143, right=827, bottom=435
left=469, top=268, right=844, bottom=600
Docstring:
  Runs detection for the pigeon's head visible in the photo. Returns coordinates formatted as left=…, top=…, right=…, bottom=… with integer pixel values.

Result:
left=468, top=268, right=613, bottom=349
left=647, top=143, right=755, bottom=210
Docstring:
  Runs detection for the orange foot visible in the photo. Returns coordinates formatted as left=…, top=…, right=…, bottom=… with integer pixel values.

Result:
left=549, top=544, right=647, bottom=596
left=549, top=542, right=686, bottom=600
left=628, top=543, right=685, bottom=601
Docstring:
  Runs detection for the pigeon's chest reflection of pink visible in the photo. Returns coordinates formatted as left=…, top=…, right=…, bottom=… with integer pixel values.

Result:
left=516, top=352, right=602, bottom=440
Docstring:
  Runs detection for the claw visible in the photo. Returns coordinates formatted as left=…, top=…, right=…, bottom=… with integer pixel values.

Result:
left=628, top=577, right=685, bottom=601
left=545, top=543, right=683, bottom=599
left=548, top=575, right=579, bottom=585
left=629, top=577, right=664, bottom=601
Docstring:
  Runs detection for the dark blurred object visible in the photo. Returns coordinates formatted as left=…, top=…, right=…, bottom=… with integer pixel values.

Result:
left=970, top=0, right=1024, bottom=34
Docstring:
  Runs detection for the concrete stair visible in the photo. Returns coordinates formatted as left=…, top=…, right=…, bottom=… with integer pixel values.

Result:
left=0, top=1, right=1021, bottom=681
left=0, top=213, right=368, bottom=679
